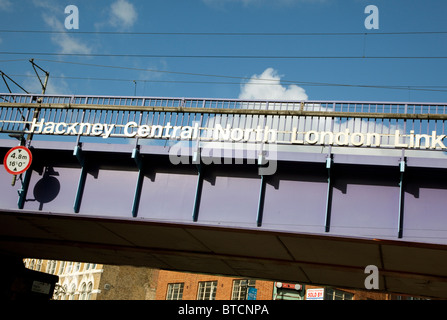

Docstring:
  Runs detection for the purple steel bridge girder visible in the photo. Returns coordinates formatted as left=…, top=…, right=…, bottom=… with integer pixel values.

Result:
left=1, top=138, right=447, bottom=298
left=2, top=94, right=447, bottom=298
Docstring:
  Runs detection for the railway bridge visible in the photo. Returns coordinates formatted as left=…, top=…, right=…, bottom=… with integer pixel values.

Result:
left=1, top=93, right=447, bottom=299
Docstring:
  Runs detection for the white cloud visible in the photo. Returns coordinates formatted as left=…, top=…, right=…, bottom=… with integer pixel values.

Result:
left=0, top=0, right=12, bottom=11
left=203, top=0, right=328, bottom=8
left=42, top=14, right=92, bottom=54
left=239, top=68, right=308, bottom=101
left=109, top=0, right=138, bottom=29
left=23, top=72, right=71, bottom=95
left=35, top=3, right=93, bottom=54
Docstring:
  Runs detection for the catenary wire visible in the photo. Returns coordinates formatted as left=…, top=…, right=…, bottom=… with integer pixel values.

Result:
left=6, top=73, right=447, bottom=93
left=2, top=59, right=447, bottom=94
left=3, top=52, right=447, bottom=59
left=1, top=30, right=447, bottom=36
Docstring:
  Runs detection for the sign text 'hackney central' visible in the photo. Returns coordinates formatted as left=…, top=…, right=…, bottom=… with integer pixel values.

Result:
left=24, top=118, right=447, bottom=150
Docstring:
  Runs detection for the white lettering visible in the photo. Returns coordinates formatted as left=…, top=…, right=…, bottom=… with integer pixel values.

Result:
left=364, top=5, right=379, bottom=30
left=351, top=132, right=365, bottom=146
left=367, top=132, right=381, bottom=146
left=364, top=265, right=379, bottom=289
left=151, top=125, right=164, bottom=138
left=214, top=124, right=231, bottom=141
left=291, top=127, right=304, bottom=144
left=163, top=122, right=173, bottom=138
left=25, top=118, right=45, bottom=134
left=137, top=125, right=151, bottom=138
left=42, top=122, right=55, bottom=134
left=223, top=304, right=269, bottom=315
left=304, top=130, right=319, bottom=144
left=335, top=129, right=349, bottom=146
left=180, top=126, right=193, bottom=139
left=91, top=123, right=103, bottom=136
left=231, top=128, right=244, bottom=141
left=66, top=122, right=79, bottom=135
left=394, top=130, right=408, bottom=148
left=415, top=134, right=431, bottom=149
left=124, top=121, right=138, bottom=137
left=178, top=304, right=212, bottom=317
left=65, top=5, right=79, bottom=30
left=78, top=123, right=91, bottom=135
left=431, top=131, right=447, bottom=149
left=55, top=122, right=67, bottom=134
left=103, top=124, right=115, bottom=139
left=18, top=120, right=447, bottom=152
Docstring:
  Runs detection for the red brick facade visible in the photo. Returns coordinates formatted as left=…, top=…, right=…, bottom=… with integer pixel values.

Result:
left=155, top=270, right=274, bottom=300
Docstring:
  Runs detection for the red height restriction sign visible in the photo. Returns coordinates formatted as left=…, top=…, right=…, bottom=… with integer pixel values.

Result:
left=3, top=146, right=33, bottom=175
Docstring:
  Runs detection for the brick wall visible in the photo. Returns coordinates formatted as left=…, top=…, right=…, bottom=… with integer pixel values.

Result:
left=155, top=270, right=274, bottom=300
left=98, top=265, right=159, bottom=300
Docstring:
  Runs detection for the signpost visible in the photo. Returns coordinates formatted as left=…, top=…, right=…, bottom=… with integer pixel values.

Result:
left=3, top=146, right=32, bottom=175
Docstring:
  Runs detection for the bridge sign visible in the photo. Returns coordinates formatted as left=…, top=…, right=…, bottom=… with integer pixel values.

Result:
left=3, top=146, right=32, bottom=175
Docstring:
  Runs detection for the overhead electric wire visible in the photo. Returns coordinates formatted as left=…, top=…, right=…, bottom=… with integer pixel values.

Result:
left=29, top=59, right=447, bottom=92
left=7, top=72, right=447, bottom=93
left=2, top=59, right=447, bottom=95
left=1, top=30, right=447, bottom=36
left=2, top=51, right=447, bottom=59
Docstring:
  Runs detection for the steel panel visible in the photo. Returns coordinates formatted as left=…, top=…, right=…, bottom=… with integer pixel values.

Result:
left=137, top=171, right=197, bottom=222
left=21, top=167, right=79, bottom=213
left=0, top=168, right=21, bottom=210
left=330, top=166, right=400, bottom=238
left=403, top=170, right=447, bottom=244
left=198, top=168, right=260, bottom=227
left=79, top=168, right=137, bottom=217
left=262, top=167, right=328, bottom=234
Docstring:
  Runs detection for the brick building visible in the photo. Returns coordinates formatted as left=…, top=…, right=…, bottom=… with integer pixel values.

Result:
left=154, top=269, right=395, bottom=300
left=155, top=270, right=274, bottom=300
left=23, top=259, right=425, bottom=300
left=23, top=259, right=159, bottom=300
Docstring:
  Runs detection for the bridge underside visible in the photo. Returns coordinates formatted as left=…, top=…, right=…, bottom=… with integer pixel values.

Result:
left=2, top=139, right=447, bottom=299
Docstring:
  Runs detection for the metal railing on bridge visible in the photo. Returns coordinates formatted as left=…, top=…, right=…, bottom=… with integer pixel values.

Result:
left=1, top=93, right=447, bottom=148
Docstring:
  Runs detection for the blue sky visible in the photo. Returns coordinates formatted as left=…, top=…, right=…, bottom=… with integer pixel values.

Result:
left=1, top=0, right=447, bottom=103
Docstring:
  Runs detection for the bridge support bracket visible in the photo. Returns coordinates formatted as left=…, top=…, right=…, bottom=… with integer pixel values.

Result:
left=256, top=153, right=267, bottom=227
left=324, top=156, right=333, bottom=233
left=131, top=147, right=144, bottom=218
left=73, top=143, right=86, bottom=213
left=192, top=149, right=203, bottom=222
left=17, top=168, right=32, bottom=209
left=398, top=159, right=406, bottom=239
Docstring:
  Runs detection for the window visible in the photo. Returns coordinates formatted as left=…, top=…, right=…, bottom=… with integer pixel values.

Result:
left=87, top=282, right=93, bottom=300
left=46, top=260, right=57, bottom=274
left=59, top=261, right=65, bottom=274
left=325, top=288, right=353, bottom=300
left=197, top=281, right=217, bottom=300
left=69, top=283, right=76, bottom=300
left=85, top=263, right=97, bottom=270
left=166, top=283, right=184, bottom=300
left=60, top=285, right=67, bottom=300
left=36, top=259, right=42, bottom=271
left=79, top=283, right=87, bottom=300
left=232, top=279, right=256, bottom=300
left=66, top=261, right=73, bottom=273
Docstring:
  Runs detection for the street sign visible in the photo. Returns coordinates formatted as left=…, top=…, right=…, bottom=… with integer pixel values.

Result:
left=247, top=287, right=257, bottom=300
left=306, top=288, right=325, bottom=300
left=3, top=146, right=32, bottom=175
